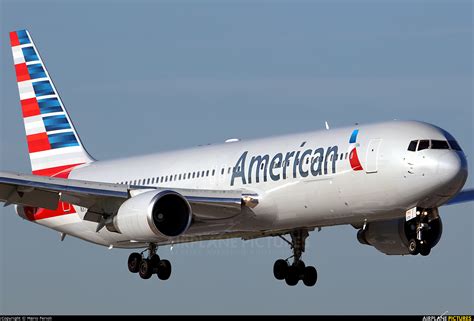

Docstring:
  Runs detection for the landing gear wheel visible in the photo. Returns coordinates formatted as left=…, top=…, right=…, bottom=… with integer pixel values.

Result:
left=273, top=259, right=288, bottom=280
left=294, top=260, right=306, bottom=275
left=285, top=265, right=299, bottom=286
left=128, top=252, right=142, bottom=273
left=150, top=254, right=161, bottom=272
left=419, top=241, right=431, bottom=256
left=157, top=259, right=172, bottom=280
left=408, top=239, right=419, bottom=255
left=303, top=266, right=317, bottom=287
left=139, top=259, right=153, bottom=279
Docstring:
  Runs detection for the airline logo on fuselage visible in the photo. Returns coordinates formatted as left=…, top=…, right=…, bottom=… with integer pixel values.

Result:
left=230, top=129, right=363, bottom=186
left=230, top=144, right=339, bottom=186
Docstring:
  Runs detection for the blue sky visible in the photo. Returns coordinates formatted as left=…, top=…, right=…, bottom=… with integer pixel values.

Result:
left=1, top=0, right=472, bottom=314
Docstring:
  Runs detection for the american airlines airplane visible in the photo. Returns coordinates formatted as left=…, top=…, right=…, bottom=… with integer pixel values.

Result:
left=1, top=30, right=472, bottom=287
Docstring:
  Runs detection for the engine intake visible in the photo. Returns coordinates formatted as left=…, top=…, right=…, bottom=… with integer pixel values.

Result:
left=151, top=192, right=192, bottom=237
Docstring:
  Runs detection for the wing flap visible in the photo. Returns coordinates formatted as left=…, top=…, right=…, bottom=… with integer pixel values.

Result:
left=0, top=171, right=129, bottom=212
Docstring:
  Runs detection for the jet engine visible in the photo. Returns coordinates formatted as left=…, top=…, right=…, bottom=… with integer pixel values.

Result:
left=110, top=190, right=192, bottom=240
left=356, top=210, right=442, bottom=255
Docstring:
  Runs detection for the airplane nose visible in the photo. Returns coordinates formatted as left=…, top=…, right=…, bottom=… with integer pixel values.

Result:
left=436, top=151, right=468, bottom=195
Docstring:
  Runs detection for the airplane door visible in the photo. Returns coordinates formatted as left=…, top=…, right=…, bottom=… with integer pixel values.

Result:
left=365, top=139, right=382, bottom=173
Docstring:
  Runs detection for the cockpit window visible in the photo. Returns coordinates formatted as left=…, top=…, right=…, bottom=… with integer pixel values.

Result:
left=407, top=140, right=418, bottom=152
left=417, top=140, right=430, bottom=151
left=448, top=140, right=462, bottom=151
left=431, top=140, right=449, bottom=150
left=407, top=139, right=460, bottom=152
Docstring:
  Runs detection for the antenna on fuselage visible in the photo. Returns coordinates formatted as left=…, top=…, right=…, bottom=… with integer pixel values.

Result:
left=325, top=121, right=330, bottom=130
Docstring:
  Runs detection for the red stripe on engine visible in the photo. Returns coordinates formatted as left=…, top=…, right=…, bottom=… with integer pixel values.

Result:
left=15, top=63, right=30, bottom=82
left=24, top=203, right=77, bottom=221
left=26, top=132, right=51, bottom=153
left=21, top=98, right=41, bottom=117
left=10, top=31, right=20, bottom=47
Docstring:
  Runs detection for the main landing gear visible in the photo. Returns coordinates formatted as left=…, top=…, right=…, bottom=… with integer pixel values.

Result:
left=273, top=229, right=318, bottom=287
left=128, top=243, right=172, bottom=280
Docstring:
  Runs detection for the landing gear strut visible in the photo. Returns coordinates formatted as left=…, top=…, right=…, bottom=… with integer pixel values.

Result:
left=273, top=229, right=318, bottom=287
left=128, top=243, right=172, bottom=280
left=407, top=217, right=432, bottom=256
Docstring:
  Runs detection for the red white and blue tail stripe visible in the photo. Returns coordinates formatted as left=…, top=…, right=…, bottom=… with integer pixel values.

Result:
left=10, top=29, right=93, bottom=177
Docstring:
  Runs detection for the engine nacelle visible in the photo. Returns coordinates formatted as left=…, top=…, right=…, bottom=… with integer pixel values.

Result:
left=14, top=204, right=38, bottom=220
left=357, top=213, right=443, bottom=255
left=111, top=190, right=192, bottom=240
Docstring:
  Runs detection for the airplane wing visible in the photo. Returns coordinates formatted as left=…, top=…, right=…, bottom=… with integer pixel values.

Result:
left=444, top=188, right=474, bottom=206
left=0, top=171, right=247, bottom=221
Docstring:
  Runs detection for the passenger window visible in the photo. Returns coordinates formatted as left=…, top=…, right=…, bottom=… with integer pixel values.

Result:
left=206, top=170, right=209, bottom=176
left=201, top=171, right=205, bottom=177
left=221, top=168, right=224, bottom=175
left=418, top=140, right=430, bottom=151
left=431, top=140, right=449, bottom=150
left=179, top=174, right=182, bottom=180
left=407, top=140, right=418, bottom=152
left=192, top=172, right=195, bottom=178
left=448, top=140, right=462, bottom=151
left=212, top=169, right=215, bottom=176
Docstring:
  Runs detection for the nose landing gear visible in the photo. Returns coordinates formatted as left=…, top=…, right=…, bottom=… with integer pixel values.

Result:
left=127, top=243, right=172, bottom=280
left=406, top=208, right=442, bottom=256
left=273, top=229, right=318, bottom=287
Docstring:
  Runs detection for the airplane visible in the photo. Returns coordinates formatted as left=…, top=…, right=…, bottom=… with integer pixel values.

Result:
left=1, top=29, right=473, bottom=287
